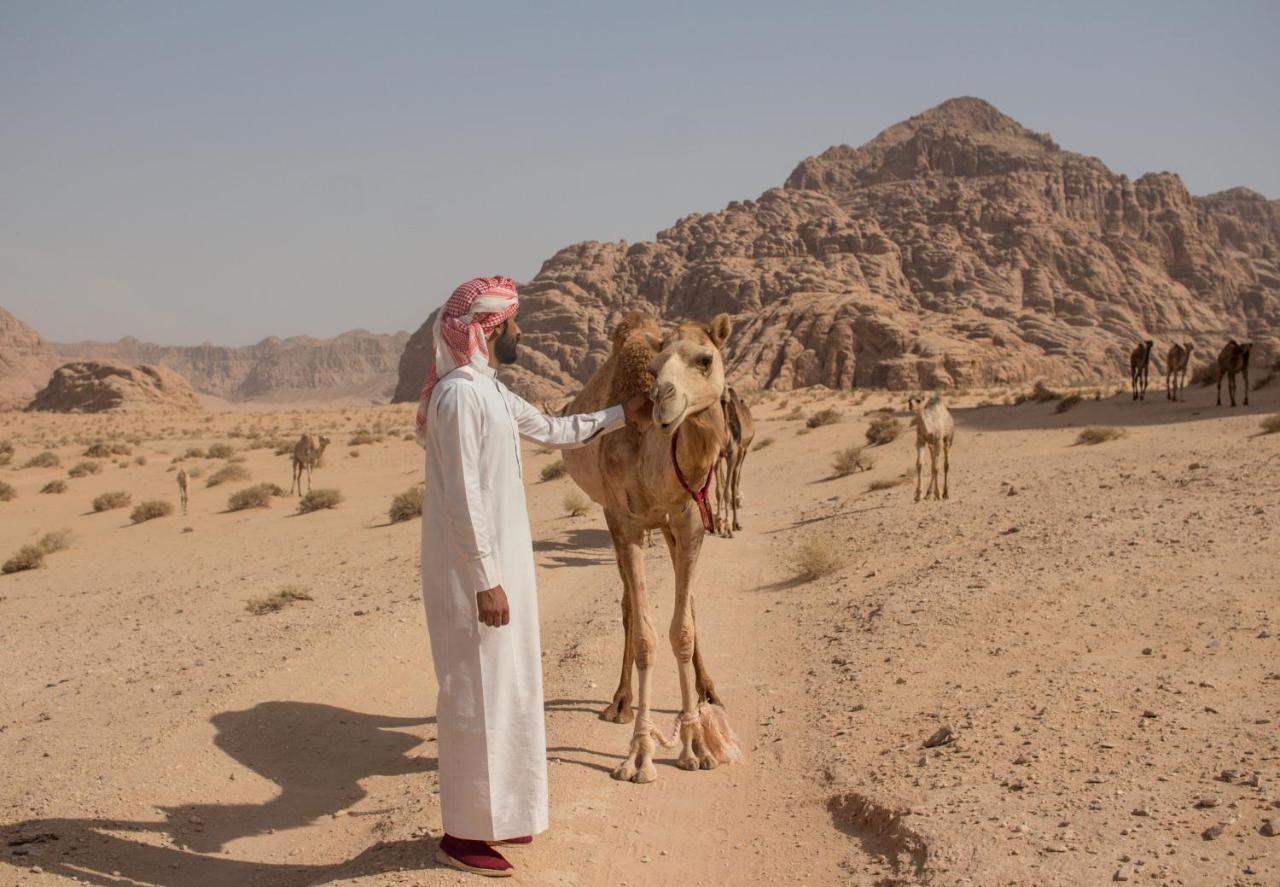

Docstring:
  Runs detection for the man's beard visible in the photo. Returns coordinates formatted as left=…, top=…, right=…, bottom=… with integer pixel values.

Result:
left=494, top=326, right=520, bottom=365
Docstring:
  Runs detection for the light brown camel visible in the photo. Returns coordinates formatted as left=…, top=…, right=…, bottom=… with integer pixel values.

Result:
left=564, top=312, right=742, bottom=783
left=714, top=386, right=754, bottom=538
left=1130, top=339, right=1154, bottom=401
left=289, top=434, right=330, bottom=495
left=1216, top=340, right=1252, bottom=407
left=176, top=468, right=189, bottom=515
left=1165, top=341, right=1194, bottom=401
left=908, top=395, right=954, bottom=502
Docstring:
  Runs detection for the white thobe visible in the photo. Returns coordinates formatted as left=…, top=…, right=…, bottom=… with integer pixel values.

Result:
left=420, top=363, right=624, bottom=841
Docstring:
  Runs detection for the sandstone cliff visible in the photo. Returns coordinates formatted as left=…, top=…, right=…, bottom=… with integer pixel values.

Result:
left=27, top=362, right=201, bottom=414
left=395, top=97, right=1278, bottom=401
left=0, top=307, right=62, bottom=411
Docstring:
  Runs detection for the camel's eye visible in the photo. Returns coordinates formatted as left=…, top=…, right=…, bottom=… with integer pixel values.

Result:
left=696, top=352, right=714, bottom=373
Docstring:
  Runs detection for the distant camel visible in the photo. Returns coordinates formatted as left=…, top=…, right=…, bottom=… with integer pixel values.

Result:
left=176, top=468, right=189, bottom=515
left=1216, top=340, right=1252, bottom=407
left=1130, top=340, right=1154, bottom=401
left=908, top=395, right=954, bottom=502
left=289, top=434, right=331, bottom=495
left=714, top=386, right=754, bottom=537
left=1165, top=342, right=1194, bottom=401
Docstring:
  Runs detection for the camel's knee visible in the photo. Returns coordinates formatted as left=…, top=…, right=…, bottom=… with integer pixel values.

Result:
left=633, top=628, right=659, bottom=670
left=668, top=622, right=695, bottom=662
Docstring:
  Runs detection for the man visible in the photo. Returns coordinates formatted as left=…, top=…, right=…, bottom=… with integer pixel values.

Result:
left=416, top=276, right=648, bottom=878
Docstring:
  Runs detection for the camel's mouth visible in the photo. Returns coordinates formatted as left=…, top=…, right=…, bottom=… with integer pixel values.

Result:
left=654, top=397, right=689, bottom=436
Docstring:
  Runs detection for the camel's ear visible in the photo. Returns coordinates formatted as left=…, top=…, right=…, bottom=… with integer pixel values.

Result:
left=707, top=313, right=732, bottom=349
left=643, top=332, right=662, bottom=354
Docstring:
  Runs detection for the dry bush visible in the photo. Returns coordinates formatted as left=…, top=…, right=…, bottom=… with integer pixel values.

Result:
left=40, top=480, right=68, bottom=494
left=786, top=406, right=805, bottom=421
left=0, top=441, right=14, bottom=467
left=389, top=486, right=424, bottom=523
left=806, top=408, right=842, bottom=429
left=540, top=459, right=568, bottom=482
left=84, top=441, right=130, bottom=458
left=562, top=491, right=591, bottom=517
left=348, top=430, right=383, bottom=446
left=402, top=432, right=416, bottom=442
left=22, top=450, right=60, bottom=469
left=274, top=441, right=295, bottom=456
left=3, top=545, right=45, bottom=574
left=187, top=466, right=204, bottom=479
left=1076, top=426, right=1126, bottom=446
left=1260, top=414, right=1280, bottom=435
left=298, top=488, right=342, bottom=513
left=246, top=584, right=313, bottom=615
left=786, top=534, right=847, bottom=581
left=753, top=437, right=775, bottom=451
left=868, top=475, right=908, bottom=492
left=865, top=416, right=903, bottom=446
left=130, top=499, right=174, bottom=523
left=832, top=445, right=871, bottom=477
left=227, top=483, right=283, bottom=511
left=796, top=427, right=812, bottom=436
left=134, top=455, right=147, bottom=466
left=38, top=528, right=73, bottom=554
left=1055, top=393, right=1082, bottom=413
left=92, top=491, right=132, bottom=512
left=1030, top=381, right=1062, bottom=403
left=182, top=446, right=206, bottom=460
left=206, top=442, right=235, bottom=459
left=0, top=481, right=15, bottom=502
left=348, top=449, right=359, bottom=458
left=67, top=460, right=102, bottom=478
left=206, top=463, right=250, bottom=487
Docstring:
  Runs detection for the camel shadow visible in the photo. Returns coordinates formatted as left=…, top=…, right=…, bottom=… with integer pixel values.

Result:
left=0, top=702, right=439, bottom=886
left=532, top=527, right=613, bottom=553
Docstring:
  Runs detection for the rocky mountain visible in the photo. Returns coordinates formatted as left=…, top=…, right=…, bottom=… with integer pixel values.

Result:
left=395, top=97, right=1278, bottom=402
left=49, top=329, right=411, bottom=404
left=0, top=307, right=62, bottom=411
left=27, top=362, right=201, bottom=414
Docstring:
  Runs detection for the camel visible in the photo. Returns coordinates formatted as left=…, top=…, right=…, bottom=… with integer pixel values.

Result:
left=564, top=312, right=742, bottom=783
left=714, top=386, right=754, bottom=538
left=908, top=395, right=954, bottom=502
left=1130, top=339, right=1154, bottom=401
left=176, top=468, right=188, bottom=515
left=1216, top=340, right=1252, bottom=407
left=289, top=434, right=330, bottom=495
left=1165, top=341, right=1194, bottom=401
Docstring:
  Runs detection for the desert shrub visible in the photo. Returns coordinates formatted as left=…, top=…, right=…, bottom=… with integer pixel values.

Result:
left=563, top=491, right=591, bottom=517
left=753, top=437, right=775, bottom=451
left=786, top=534, right=847, bottom=581
left=806, top=408, right=842, bottom=429
left=3, top=545, right=45, bottom=574
left=227, top=482, right=284, bottom=511
left=1190, top=363, right=1217, bottom=387
left=206, top=442, right=235, bottom=459
left=134, top=455, right=147, bottom=466
left=540, top=459, right=568, bottom=482
left=388, top=486, right=424, bottom=523
left=1076, top=426, right=1126, bottom=446
left=402, top=432, right=416, bottom=442
left=182, top=447, right=206, bottom=460
left=786, top=406, right=805, bottom=421
left=274, top=442, right=295, bottom=456
left=0, top=481, right=15, bottom=502
left=84, top=441, right=129, bottom=458
left=796, top=427, right=812, bottom=436
left=348, top=449, right=360, bottom=458
left=40, top=480, right=68, bottom=494
left=187, top=466, right=204, bottom=479
left=37, top=528, right=73, bottom=554
left=92, top=491, right=132, bottom=512
left=297, top=488, right=342, bottom=513
left=832, top=445, right=871, bottom=477
left=130, top=499, right=174, bottom=523
left=868, top=475, right=910, bottom=492
left=206, top=463, right=250, bottom=487
left=0, top=441, right=13, bottom=466
left=1030, top=381, right=1061, bottom=403
left=22, top=450, right=60, bottom=469
left=865, top=416, right=903, bottom=446
left=246, top=585, right=313, bottom=615
left=348, top=431, right=383, bottom=446
left=1260, top=414, right=1280, bottom=435
left=67, top=460, right=102, bottom=478
left=1055, top=394, right=1082, bottom=413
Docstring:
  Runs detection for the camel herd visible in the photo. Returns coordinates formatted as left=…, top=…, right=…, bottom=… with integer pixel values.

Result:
left=1131, top=338, right=1254, bottom=407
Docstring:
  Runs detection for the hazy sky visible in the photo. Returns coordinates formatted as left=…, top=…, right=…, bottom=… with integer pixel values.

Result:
left=3, top=1, right=1277, bottom=345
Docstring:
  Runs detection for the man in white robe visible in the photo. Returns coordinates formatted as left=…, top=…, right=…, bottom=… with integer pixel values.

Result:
left=416, top=276, right=647, bottom=877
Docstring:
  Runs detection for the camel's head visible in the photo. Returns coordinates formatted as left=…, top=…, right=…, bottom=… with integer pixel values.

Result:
left=1144, top=339, right=1154, bottom=353
left=648, top=314, right=732, bottom=435
left=907, top=396, right=922, bottom=413
left=317, top=435, right=331, bottom=451
left=1240, top=342, right=1253, bottom=365
left=1184, top=341, right=1195, bottom=357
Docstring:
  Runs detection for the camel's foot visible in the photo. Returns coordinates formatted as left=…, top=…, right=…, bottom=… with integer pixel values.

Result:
left=732, top=519, right=742, bottom=532
left=599, top=694, right=634, bottom=724
left=696, top=680, right=723, bottom=708
left=676, top=717, right=718, bottom=771
left=942, top=489, right=949, bottom=500
left=913, top=491, right=921, bottom=503
left=612, top=732, right=657, bottom=784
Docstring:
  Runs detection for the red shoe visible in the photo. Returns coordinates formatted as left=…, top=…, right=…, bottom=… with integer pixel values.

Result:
left=435, top=834, right=514, bottom=877
left=486, top=835, right=532, bottom=846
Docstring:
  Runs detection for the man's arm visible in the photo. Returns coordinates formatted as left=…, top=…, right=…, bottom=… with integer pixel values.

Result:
left=500, top=387, right=644, bottom=449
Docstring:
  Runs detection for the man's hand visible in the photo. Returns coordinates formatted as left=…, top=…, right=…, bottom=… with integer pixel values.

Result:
left=477, top=586, right=510, bottom=627
left=623, top=392, right=653, bottom=431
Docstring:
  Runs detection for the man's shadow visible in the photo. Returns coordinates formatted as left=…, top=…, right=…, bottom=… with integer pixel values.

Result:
left=2, top=701, right=440, bottom=886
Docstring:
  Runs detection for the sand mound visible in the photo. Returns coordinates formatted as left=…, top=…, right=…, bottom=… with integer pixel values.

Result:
left=26, top=361, right=201, bottom=414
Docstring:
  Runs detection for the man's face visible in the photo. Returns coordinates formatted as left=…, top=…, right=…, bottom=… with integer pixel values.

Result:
left=493, top=316, right=521, bottom=365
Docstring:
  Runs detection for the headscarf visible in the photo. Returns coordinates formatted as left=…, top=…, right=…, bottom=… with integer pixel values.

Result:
left=414, top=276, right=520, bottom=448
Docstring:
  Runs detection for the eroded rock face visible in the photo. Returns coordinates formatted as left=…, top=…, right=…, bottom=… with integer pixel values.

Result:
left=0, top=306, right=61, bottom=411
left=26, top=362, right=202, bottom=414
left=396, top=97, right=1277, bottom=400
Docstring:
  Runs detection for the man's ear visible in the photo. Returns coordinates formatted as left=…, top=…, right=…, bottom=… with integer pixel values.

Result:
left=707, top=313, right=732, bottom=348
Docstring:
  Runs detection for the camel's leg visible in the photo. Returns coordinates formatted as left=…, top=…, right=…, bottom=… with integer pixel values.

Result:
left=914, top=443, right=924, bottom=502
left=600, top=562, right=635, bottom=724
left=289, top=460, right=299, bottom=496
left=663, top=509, right=720, bottom=771
left=1243, top=367, right=1249, bottom=406
left=1217, top=371, right=1224, bottom=406
left=942, top=437, right=951, bottom=500
left=714, top=455, right=730, bottom=538
left=1228, top=372, right=1237, bottom=408
left=928, top=443, right=940, bottom=501
left=1132, top=369, right=1138, bottom=401
left=730, top=452, right=742, bottom=532
left=610, top=521, right=658, bottom=784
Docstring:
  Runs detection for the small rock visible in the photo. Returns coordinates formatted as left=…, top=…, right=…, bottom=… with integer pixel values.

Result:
left=1194, top=798, right=1219, bottom=809
left=1114, top=864, right=1132, bottom=881
left=1131, top=807, right=1149, bottom=817
left=1045, top=843, right=1068, bottom=853
left=1201, top=821, right=1229, bottom=841
left=923, top=725, right=955, bottom=748
left=1141, top=710, right=1157, bottom=719
left=640, top=855, right=651, bottom=864
left=1007, top=486, right=1018, bottom=496
left=1217, top=769, right=1239, bottom=783
left=1261, top=819, right=1278, bottom=837
left=1141, top=647, right=1153, bottom=656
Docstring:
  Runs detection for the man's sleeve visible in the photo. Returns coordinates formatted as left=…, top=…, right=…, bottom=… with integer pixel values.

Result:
left=432, top=383, right=502, bottom=591
left=501, top=386, right=625, bottom=449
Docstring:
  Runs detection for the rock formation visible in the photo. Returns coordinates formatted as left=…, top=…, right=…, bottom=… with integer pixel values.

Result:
left=0, top=307, right=61, bottom=411
left=27, top=362, right=201, bottom=414
left=395, top=97, right=1278, bottom=400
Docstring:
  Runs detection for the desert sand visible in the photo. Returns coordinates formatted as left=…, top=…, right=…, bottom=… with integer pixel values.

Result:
left=1, top=377, right=1277, bottom=886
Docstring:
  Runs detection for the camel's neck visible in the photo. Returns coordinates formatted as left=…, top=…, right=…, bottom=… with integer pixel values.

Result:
left=673, top=403, right=726, bottom=484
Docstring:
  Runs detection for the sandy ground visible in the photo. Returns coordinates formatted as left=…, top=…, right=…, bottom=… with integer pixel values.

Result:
left=1, top=379, right=1277, bottom=886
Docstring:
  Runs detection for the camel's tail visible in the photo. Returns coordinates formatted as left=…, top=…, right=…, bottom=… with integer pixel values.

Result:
left=697, top=702, right=743, bottom=765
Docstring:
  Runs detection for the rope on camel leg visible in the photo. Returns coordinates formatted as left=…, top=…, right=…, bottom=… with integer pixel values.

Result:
left=634, top=707, right=704, bottom=749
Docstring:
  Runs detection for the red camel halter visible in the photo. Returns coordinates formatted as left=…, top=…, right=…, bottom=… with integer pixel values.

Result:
left=670, top=429, right=715, bottom=533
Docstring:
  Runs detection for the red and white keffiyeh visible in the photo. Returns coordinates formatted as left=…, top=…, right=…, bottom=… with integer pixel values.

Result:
left=414, top=276, right=520, bottom=448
